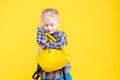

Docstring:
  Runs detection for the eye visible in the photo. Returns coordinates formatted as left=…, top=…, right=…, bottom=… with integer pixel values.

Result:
left=44, top=24, right=48, bottom=27
left=51, top=24, right=54, bottom=26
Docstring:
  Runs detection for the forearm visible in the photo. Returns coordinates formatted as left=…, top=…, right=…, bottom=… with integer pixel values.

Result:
left=44, top=41, right=64, bottom=49
left=37, top=27, right=46, bottom=45
left=37, top=28, right=67, bottom=49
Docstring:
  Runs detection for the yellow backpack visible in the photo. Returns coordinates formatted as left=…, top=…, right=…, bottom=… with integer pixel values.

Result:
left=36, top=33, right=69, bottom=72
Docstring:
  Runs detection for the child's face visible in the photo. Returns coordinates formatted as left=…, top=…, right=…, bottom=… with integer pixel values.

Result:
left=42, top=17, right=60, bottom=34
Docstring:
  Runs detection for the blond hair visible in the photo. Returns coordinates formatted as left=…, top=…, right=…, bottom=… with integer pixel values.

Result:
left=41, top=8, right=59, bottom=20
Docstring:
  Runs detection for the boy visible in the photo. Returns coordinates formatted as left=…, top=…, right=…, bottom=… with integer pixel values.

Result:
left=37, top=8, right=71, bottom=80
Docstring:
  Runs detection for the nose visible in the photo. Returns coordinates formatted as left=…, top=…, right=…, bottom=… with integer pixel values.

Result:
left=47, top=25, right=52, bottom=29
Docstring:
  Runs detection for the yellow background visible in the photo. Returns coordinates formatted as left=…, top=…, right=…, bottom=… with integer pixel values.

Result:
left=0, top=0, right=119, bottom=80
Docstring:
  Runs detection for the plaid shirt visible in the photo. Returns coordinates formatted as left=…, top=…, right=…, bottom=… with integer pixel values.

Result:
left=36, top=26, right=71, bottom=80
left=37, top=27, right=67, bottom=49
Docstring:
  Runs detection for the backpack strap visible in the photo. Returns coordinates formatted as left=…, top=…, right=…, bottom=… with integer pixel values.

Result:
left=46, top=33, right=56, bottom=42
left=62, top=67, right=66, bottom=80
left=32, top=64, right=41, bottom=79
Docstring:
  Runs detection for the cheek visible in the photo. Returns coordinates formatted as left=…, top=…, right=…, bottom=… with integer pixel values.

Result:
left=54, top=26, right=58, bottom=30
left=51, top=27, right=56, bottom=31
left=43, top=26, right=48, bottom=31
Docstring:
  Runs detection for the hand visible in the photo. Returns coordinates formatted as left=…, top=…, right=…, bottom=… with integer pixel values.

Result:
left=38, top=45, right=45, bottom=55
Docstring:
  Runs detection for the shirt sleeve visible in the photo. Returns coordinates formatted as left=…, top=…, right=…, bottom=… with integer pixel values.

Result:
left=37, top=27, right=67, bottom=49
left=44, top=31, right=67, bottom=49
left=37, top=27, right=46, bottom=45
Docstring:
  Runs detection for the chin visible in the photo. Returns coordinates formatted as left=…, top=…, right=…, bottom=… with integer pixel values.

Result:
left=47, top=31, right=53, bottom=34
left=49, top=32, right=54, bottom=34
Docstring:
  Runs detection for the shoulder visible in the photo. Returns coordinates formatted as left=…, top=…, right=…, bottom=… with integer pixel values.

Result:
left=58, top=30, right=65, bottom=34
left=37, top=26, right=45, bottom=32
left=57, top=30, right=66, bottom=37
